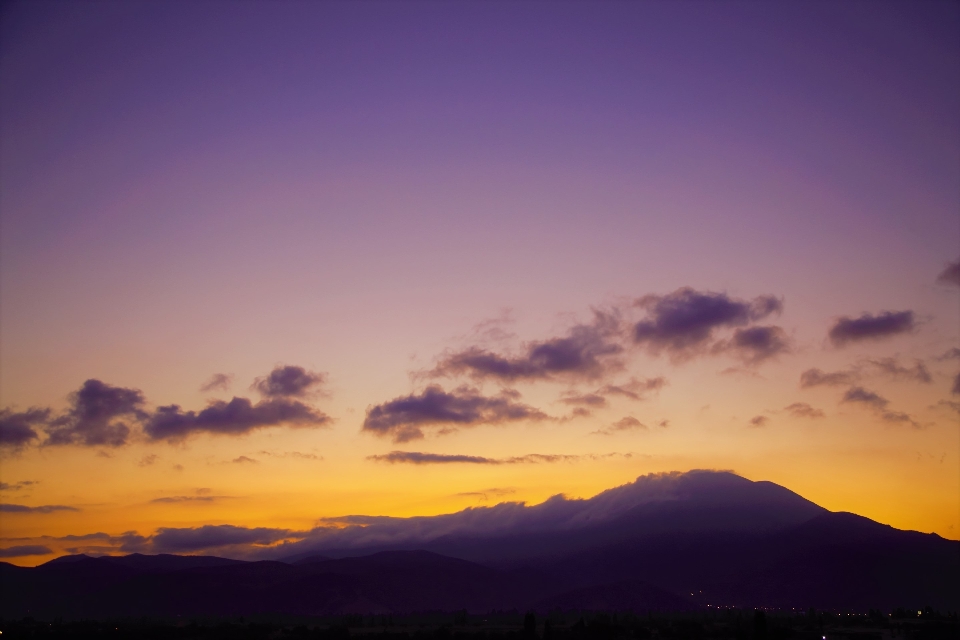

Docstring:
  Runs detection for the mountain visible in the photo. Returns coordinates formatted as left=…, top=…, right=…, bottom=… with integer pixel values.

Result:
left=1, top=471, right=955, bottom=618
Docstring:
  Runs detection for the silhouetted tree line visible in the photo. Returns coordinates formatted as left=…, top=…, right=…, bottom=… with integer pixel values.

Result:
left=0, top=609, right=955, bottom=640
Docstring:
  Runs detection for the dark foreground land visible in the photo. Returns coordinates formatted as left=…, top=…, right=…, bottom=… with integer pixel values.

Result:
left=1, top=608, right=956, bottom=640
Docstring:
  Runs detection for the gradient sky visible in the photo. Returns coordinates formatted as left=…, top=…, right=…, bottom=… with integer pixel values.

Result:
left=1, top=0, right=958, bottom=566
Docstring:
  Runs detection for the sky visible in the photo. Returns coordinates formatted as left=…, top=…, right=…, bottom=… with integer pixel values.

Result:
left=0, top=0, right=958, bottom=566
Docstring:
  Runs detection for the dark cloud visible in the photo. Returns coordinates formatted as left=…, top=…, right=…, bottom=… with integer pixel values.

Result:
left=841, top=387, right=889, bottom=410
left=0, top=545, right=51, bottom=558
left=430, top=311, right=623, bottom=382
left=784, top=402, right=825, bottom=419
left=45, top=379, right=147, bottom=447
left=144, top=397, right=330, bottom=442
left=253, top=365, right=325, bottom=398
left=0, top=503, right=79, bottom=514
left=718, top=326, right=792, bottom=364
left=935, top=347, right=960, bottom=361
left=800, top=368, right=857, bottom=388
left=953, top=372, right=960, bottom=395
left=592, top=416, right=646, bottom=436
left=936, top=258, right=960, bottom=287
left=151, top=524, right=295, bottom=553
left=879, top=410, right=921, bottom=428
left=560, top=393, right=607, bottom=407
left=0, top=408, right=49, bottom=450
left=0, top=480, right=39, bottom=491
left=200, top=373, right=233, bottom=393
left=633, top=288, right=782, bottom=359
left=748, top=415, right=768, bottom=428
left=828, top=311, right=915, bottom=347
left=363, top=385, right=549, bottom=443
left=867, top=358, right=931, bottom=383
left=368, top=451, right=497, bottom=465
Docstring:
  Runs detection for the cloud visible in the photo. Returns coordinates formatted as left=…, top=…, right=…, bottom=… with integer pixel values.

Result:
left=841, top=387, right=922, bottom=428
left=430, top=311, right=624, bottom=382
left=561, top=393, right=607, bottom=407
left=841, top=387, right=889, bottom=410
left=716, top=326, right=792, bottom=364
left=0, top=480, right=39, bottom=491
left=368, top=451, right=498, bottom=464
left=597, top=377, right=668, bottom=400
left=367, top=451, right=619, bottom=465
left=144, top=397, right=330, bottom=442
left=253, top=365, right=325, bottom=398
left=953, top=372, right=960, bottom=395
left=748, top=415, right=769, bottom=427
left=592, top=416, right=646, bottom=436
left=828, top=311, right=915, bottom=347
left=935, top=348, right=960, bottom=361
left=455, top=488, right=516, bottom=501
left=800, top=368, right=857, bottom=388
left=257, top=450, right=323, bottom=460
left=150, top=524, right=296, bottom=553
left=150, top=495, right=231, bottom=504
left=0, top=503, right=80, bottom=514
left=200, top=373, right=234, bottom=393
left=936, top=258, right=960, bottom=287
left=232, top=455, right=258, bottom=464
left=867, top=357, right=931, bottom=383
left=0, top=545, right=52, bottom=558
left=633, top=288, right=782, bottom=359
left=0, top=408, right=49, bottom=450
left=138, top=454, right=159, bottom=467
left=363, top=385, right=549, bottom=443
left=45, top=379, right=147, bottom=447
left=784, top=402, right=825, bottom=419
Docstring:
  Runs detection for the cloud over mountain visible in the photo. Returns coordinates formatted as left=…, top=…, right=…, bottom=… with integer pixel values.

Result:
left=363, top=385, right=549, bottom=443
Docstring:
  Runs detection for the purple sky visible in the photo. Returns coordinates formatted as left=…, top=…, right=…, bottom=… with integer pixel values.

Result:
left=1, top=1, right=958, bottom=564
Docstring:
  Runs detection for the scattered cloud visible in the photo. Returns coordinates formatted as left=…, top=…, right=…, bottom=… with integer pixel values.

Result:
left=430, top=310, right=623, bottom=382
left=144, top=397, right=330, bottom=442
left=841, top=387, right=889, bottom=410
left=657, top=419, right=670, bottom=428
left=784, top=402, right=825, bottom=419
left=800, top=368, right=857, bottom=388
left=363, top=385, right=549, bottom=443
left=232, top=455, right=258, bottom=464
left=560, top=392, right=607, bottom=407
left=0, top=503, right=80, bottom=514
left=841, top=387, right=921, bottom=428
left=200, top=373, right=234, bottom=393
left=44, top=379, right=147, bottom=447
left=253, top=365, right=325, bottom=398
left=257, top=450, right=323, bottom=460
left=150, top=524, right=296, bottom=553
left=633, top=288, right=782, bottom=360
left=454, top=487, right=516, bottom=501
left=953, top=372, right=960, bottom=395
left=716, top=325, right=792, bottom=364
left=936, top=258, right=960, bottom=287
left=748, top=415, right=769, bottom=428
left=0, top=480, right=39, bottom=492
left=867, top=357, right=931, bottom=383
left=828, top=311, right=915, bottom=347
left=150, top=495, right=231, bottom=504
left=935, top=347, right=960, bottom=361
left=138, top=454, right=159, bottom=467
left=367, top=450, right=625, bottom=465
left=592, top=416, right=646, bottom=435
left=0, top=408, right=48, bottom=451
left=597, top=376, right=667, bottom=400
left=0, top=545, right=51, bottom=558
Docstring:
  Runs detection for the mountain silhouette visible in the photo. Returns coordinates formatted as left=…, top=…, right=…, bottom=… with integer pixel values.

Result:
left=1, top=471, right=955, bottom=618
